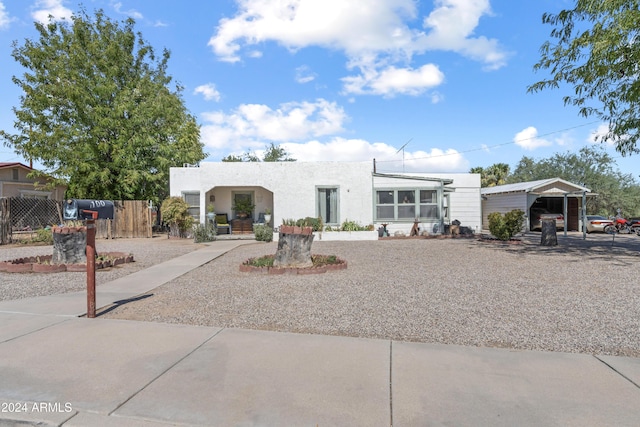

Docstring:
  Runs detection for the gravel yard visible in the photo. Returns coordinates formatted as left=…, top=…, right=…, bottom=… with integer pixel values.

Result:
left=0, top=237, right=203, bottom=301
left=3, top=233, right=639, bottom=357
left=97, top=234, right=640, bottom=357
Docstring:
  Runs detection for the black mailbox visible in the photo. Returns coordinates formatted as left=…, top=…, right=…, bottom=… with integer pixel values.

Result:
left=63, top=199, right=115, bottom=220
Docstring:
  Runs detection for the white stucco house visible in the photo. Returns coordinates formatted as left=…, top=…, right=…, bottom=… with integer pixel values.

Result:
left=169, top=161, right=481, bottom=237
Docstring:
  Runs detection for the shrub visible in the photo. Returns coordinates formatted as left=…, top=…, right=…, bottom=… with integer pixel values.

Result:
left=192, top=223, right=216, bottom=243
left=161, top=197, right=194, bottom=237
left=254, top=224, right=273, bottom=242
left=488, top=209, right=525, bottom=240
left=33, top=227, right=53, bottom=244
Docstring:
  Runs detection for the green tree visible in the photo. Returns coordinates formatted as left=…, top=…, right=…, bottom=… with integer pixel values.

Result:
left=528, top=1, right=640, bottom=155
left=221, top=142, right=295, bottom=162
left=508, top=146, right=640, bottom=216
left=470, top=163, right=510, bottom=187
left=1, top=8, right=206, bottom=205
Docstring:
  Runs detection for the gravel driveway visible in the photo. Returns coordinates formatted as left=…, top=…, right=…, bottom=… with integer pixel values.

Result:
left=98, top=233, right=640, bottom=357
left=3, top=233, right=639, bottom=357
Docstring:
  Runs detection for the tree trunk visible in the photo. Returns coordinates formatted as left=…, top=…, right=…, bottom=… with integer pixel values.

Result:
left=273, top=226, right=314, bottom=268
left=52, top=226, right=87, bottom=264
left=540, top=219, right=558, bottom=246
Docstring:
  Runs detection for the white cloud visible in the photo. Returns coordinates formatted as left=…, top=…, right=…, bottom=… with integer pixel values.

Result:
left=588, top=123, right=616, bottom=146
left=200, top=98, right=467, bottom=172
left=209, top=0, right=507, bottom=96
left=295, top=65, right=316, bottom=84
left=514, top=126, right=553, bottom=151
left=112, top=1, right=143, bottom=20
left=31, top=0, right=73, bottom=23
left=200, top=99, right=348, bottom=150
left=0, top=2, right=11, bottom=30
left=194, top=83, right=221, bottom=102
left=342, top=64, right=444, bottom=97
left=422, top=0, right=508, bottom=70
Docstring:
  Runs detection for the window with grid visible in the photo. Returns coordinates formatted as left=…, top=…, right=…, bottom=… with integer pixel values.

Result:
left=375, top=189, right=439, bottom=221
left=182, top=192, right=200, bottom=220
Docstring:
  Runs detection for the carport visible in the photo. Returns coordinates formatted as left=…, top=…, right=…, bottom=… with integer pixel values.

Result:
left=481, top=178, right=595, bottom=238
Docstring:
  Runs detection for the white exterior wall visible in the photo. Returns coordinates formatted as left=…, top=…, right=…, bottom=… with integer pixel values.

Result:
left=372, top=173, right=481, bottom=235
left=170, top=163, right=481, bottom=235
left=170, top=161, right=373, bottom=226
left=481, top=193, right=528, bottom=230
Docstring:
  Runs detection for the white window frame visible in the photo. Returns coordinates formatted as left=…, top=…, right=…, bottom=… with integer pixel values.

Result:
left=374, top=188, right=441, bottom=221
left=316, top=186, right=339, bottom=225
left=19, top=190, right=52, bottom=199
left=182, top=191, right=200, bottom=220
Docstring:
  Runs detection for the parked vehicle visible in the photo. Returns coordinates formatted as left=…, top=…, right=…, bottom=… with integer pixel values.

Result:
left=530, top=208, right=564, bottom=231
left=604, top=216, right=634, bottom=234
left=585, top=215, right=613, bottom=233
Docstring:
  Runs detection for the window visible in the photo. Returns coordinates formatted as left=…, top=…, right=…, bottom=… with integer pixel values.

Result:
left=375, top=189, right=440, bottom=221
left=419, top=190, right=438, bottom=218
left=317, top=187, right=338, bottom=224
left=182, top=192, right=200, bottom=220
left=232, top=192, right=254, bottom=219
left=12, top=168, right=19, bottom=181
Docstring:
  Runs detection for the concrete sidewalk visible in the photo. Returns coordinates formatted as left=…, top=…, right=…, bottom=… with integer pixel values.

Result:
left=1, top=241, right=640, bottom=426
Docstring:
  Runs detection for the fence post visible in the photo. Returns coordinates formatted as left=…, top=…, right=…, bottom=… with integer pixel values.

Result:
left=0, top=198, right=10, bottom=245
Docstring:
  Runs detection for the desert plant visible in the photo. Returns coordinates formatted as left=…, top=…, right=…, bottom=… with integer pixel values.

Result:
left=488, top=209, right=525, bottom=240
left=281, top=217, right=323, bottom=231
left=32, top=228, right=53, bottom=244
left=192, top=223, right=216, bottom=243
left=254, top=224, right=273, bottom=242
left=161, top=197, right=194, bottom=238
left=340, top=219, right=371, bottom=231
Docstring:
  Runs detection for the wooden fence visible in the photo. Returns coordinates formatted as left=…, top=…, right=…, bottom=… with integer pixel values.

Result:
left=0, top=198, right=9, bottom=245
left=95, top=200, right=152, bottom=239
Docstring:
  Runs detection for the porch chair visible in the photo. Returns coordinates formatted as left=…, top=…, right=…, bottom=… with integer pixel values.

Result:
left=214, top=213, right=232, bottom=235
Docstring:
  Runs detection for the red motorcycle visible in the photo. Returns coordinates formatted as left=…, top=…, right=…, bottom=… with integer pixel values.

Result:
left=604, top=216, right=634, bottom=234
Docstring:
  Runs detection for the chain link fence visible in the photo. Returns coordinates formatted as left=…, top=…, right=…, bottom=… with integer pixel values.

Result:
left=0, top=197, right=63, bottom=243
left=9, top=197, right=62, bottom=231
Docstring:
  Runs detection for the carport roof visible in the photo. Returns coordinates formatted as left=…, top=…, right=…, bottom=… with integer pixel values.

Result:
left=481, top=178, right=591, bottom=196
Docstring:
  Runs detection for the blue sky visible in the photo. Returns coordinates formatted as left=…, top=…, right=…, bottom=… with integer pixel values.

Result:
left=0, top=0, right=637, bottom=177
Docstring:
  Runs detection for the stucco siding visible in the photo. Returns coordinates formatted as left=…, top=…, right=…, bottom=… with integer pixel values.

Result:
left=170, top=163, right=481, bottom=234
left=170, top=162, right=373, bottom=226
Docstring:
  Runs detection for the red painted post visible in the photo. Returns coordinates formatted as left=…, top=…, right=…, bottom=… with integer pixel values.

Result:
left=84, top=210, right=98, bottom=318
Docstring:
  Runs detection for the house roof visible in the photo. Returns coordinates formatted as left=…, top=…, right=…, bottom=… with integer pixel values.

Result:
left=480, top=178, right=591, bottom=196
left=0, top=162, right=32, bottom=170
left=372, top=172, right=454, bottom=185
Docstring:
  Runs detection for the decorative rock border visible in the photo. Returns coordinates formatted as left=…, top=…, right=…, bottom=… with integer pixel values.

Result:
left=240, top=256, right=347, bottom=275
left=0, top=252, right=134, bottom=273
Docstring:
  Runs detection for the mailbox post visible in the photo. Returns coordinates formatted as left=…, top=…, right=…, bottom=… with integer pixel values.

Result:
left=62, top=199, right=114, bottom=318
left=83, top=210, right=98, bottom=318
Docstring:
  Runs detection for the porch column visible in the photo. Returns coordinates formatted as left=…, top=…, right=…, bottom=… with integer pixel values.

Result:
left=563, top=194, right=568, bottom=236
left=582, top=191, right=587, bottom=240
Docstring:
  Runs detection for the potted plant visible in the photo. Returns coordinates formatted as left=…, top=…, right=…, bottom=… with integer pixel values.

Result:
left=264, top=208, right=272, bottom=224
left=206, top=204, right=216, bottom=223
left=233, top=198, right=255, bottom=219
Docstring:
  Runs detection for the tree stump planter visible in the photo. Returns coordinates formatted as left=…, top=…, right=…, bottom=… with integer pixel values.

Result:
left=273, top=225, right=314, bottom=268
left=52, top=226, right=87, bottom=265
left=540, top=219, right=558, bottom=246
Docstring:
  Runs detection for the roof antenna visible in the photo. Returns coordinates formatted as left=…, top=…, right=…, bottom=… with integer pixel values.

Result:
left=395, top=138, right=412, bottom=173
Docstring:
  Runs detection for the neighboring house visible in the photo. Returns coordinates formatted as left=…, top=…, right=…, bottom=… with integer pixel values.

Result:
left=170, top=161, right=482, bottom=236
left=481, top=178, right=592, bottom=232
left=0, top=162, right=66, bottom=200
